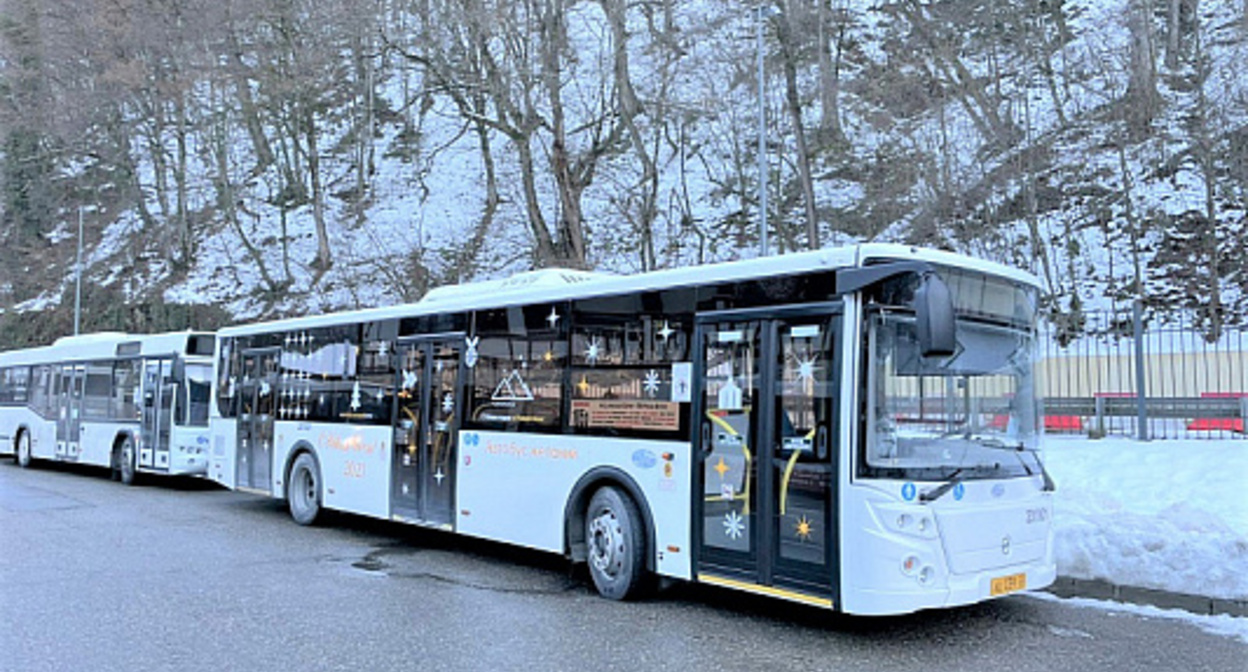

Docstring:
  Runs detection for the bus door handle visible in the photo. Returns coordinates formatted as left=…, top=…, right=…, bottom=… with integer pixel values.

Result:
left=700, top=420, right=712, bottom=457
left=816, top=425, right=828, bottom=460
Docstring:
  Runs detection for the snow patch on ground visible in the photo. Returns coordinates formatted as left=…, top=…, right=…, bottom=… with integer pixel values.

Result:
left=1044, top=436, right=1248, bottom=600
left=1025, top=592, right=1248, bottom=644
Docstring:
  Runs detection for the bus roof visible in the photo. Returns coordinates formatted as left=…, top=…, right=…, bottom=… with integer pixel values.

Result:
left=219, top=244, right=1041, bottom=337
left=0, top=331, right=215, bottom=367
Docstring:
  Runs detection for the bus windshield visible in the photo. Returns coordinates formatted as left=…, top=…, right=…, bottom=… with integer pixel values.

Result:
left=864, top=306, right=1042, bottom=482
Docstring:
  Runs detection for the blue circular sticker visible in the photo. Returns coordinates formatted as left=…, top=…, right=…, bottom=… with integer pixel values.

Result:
left=631, top=449, right=658, bottom=470
left=901, top=483, right=917, bottom=501
left=953, top=483, right=966, bottom=501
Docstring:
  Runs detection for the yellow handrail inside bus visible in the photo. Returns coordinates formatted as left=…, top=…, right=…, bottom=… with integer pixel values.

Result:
left=778, top=428, right=815, bottom=515
left=704, top=410, right=752, bottom=515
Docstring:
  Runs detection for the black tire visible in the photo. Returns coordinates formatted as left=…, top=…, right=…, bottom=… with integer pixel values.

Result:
left=15, top=431, right=32, bottom=469
left=118, top=436, right=138, bottom=486
left=288, top=453, right=322, bottom=526
left=585, top=486, right=648, bottom=601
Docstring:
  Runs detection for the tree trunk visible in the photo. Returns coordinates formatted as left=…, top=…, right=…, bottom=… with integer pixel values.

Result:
left=302, top=101, right=332, bottom=274
left=817, top=13, right=847, bottom=147
left=541, top=0, right=587, bottom=268
left=1124, top=0, right=1160, bottom=134
left=602, top=0, right=658, bottom=270
left=778, top=11, right=820, bottom=249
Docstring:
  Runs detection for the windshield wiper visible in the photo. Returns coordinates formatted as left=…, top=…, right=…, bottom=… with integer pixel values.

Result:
left=920, top=469, right=963, bottom=503
left=952, top=435, right=1057, bottom=493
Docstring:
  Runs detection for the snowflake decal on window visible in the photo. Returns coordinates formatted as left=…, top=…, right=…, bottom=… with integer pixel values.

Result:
left=643, top=369, right=661, bottom=397
left=723, top=510, right=745, bottom=540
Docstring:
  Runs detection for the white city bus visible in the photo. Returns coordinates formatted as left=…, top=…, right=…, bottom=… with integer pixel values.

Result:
left=207, top=244, right=1054, bottom=614
left=1, top=331, right=216, bottom=483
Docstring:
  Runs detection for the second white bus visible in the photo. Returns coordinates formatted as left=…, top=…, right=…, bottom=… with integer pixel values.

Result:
left=0, top=331, right=216, bottom=483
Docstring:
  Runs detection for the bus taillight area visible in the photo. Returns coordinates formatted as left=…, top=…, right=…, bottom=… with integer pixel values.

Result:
left=841, top=479, right=1056, bottom=615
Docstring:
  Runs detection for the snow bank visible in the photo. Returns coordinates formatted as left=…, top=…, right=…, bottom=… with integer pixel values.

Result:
left=1044, top=436, right=1248, bottom=600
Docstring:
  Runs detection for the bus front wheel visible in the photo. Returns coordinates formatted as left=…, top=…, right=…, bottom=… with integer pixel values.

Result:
left=117, top=436, right=138, bottom=485
left=585, top=486, right=647, bottom=601
left=15, top=431, right=32, bottom=468
left=288, top=453, right=322, bottom=526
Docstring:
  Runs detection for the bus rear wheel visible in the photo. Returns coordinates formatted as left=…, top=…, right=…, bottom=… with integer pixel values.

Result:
left=117, top=436, right=138, bottom=485
left=288, top=453, right=322, bottom=526
left=15, top=431, right=32, bottom=468
left=585, top=486, right=648, bottom=601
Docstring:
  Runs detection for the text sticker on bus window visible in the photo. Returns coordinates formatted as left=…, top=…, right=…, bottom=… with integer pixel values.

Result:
left=717, top=330, right=744, bottom=343
left=792, top=325, right=821, bottom=339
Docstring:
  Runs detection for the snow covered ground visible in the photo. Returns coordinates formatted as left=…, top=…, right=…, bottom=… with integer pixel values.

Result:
left=1043, top=436, right=1248, bottom=601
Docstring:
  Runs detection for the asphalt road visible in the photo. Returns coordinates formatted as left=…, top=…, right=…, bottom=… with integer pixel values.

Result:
left=1, top=461, right=1244, bottom=672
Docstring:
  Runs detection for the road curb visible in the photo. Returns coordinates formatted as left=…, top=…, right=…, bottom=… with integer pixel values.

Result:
left=1046, top=576, right=1248, bottom=617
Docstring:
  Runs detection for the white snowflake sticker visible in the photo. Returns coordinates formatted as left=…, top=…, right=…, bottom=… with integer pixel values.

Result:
left=723, top=510, right=745, bottom=540
left=585, top=336, right=602, bottom=364
left=643, top=369, right=661, bottom=397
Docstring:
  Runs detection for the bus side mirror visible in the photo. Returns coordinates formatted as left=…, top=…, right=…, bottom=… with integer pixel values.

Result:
left=915, top=273, right=956, bottom=357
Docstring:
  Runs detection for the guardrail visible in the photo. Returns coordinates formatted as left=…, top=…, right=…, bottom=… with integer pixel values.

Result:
left=1044, top=396, right=1247, bottom=436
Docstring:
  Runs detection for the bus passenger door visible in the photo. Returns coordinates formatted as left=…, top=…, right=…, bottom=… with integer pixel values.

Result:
left=237, top=350, right=278, bottom=493
left=422, top=339, right=461, bottom=528
left=696, top=310, right=839, bottom=605
left=141, top=359, right=174, bottom=471
left=56, top=365, right=84, bottom=461
left=392, top=342, right=425, bottom=519
left=392, top=336, right=462, bottom=528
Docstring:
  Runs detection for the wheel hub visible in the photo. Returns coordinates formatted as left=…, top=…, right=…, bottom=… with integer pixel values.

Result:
left=589, top=511, right=624, bottom=577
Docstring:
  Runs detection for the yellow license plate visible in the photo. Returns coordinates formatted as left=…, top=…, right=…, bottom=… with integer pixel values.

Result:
left=991, top=573, right=1027, bottom=596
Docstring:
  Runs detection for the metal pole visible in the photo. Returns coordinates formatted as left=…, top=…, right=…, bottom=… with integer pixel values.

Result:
left=1133, top=298, right=1148, bottom=440
left=756, top=7, right=768, bottom=257
left=74, top=207, right=84, bottom=336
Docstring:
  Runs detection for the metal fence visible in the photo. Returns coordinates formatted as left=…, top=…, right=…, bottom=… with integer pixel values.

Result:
left=1039, top=302, right=1248, bottom=440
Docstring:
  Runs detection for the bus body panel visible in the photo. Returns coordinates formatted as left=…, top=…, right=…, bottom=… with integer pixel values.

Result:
left=77, top=421, right=136, bottom=468
left=272, top=422, right=392, bottom=520
left=457, top=430, right=694, bottom=580
left=0, top=407, right=48, bottom=458
left=210, top=418, right=238, bottom=489
left=168, top=425, right=211, bottom=476
left=839, top=478, right=1057, bottom=615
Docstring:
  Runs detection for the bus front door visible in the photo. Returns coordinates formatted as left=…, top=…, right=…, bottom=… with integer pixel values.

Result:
left=55, top=365, right=84, bottom=460
left=696, top=311, right=840, bottom=605
left=392, top=336, right=462, bottom=528
left=237, top=350, right=279, bottom=493
left=140, top=359, right=174, bottom=471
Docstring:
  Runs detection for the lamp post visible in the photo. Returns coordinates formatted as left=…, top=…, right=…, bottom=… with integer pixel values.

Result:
left=756, top=4, right=779, bottom=257
left=74, top=206, right=83, bottom=335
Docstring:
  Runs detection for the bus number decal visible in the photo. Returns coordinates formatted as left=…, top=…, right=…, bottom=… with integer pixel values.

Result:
left=344, top=460, right=366, bottom=479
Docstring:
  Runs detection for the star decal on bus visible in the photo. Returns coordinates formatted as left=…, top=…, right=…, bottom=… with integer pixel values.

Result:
left=795, top=515, right=813, bottom=541
left=713, top=456, right=730, bottom=478
left=547, top=307, right=561, bottom=329
left=723, top=510, right=745, bottom=540
left=657, top=321, right=675, bottom=341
